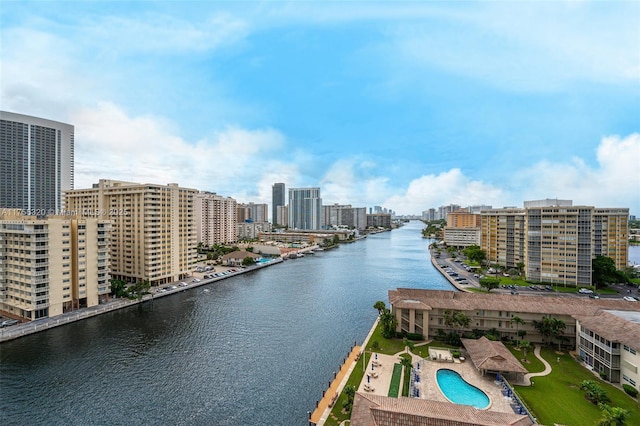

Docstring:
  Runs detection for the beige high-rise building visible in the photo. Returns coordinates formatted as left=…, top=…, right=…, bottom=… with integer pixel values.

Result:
left=480, top=208, right=526, bottom=268
left=0, top=210, right=111, bottom=321
left=481, top=201, right=628, bottom=287
left=64, top=179, right=196, bottom=286
left=194, top=191, right=238, bottom=245
left=446, top=210, right=482, bottom=228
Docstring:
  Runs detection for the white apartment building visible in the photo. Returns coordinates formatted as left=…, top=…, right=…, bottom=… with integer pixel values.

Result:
left=237, top=221, right=271, bottom=240
left=195, top=192, right=238, bottom=245
left=64, top=180, right=196, bottom=286
left=0, top=111, right=74, bottom=212
left=0, top=210, right=110, bottom=321
left=288, top=187, right=322, bottom=230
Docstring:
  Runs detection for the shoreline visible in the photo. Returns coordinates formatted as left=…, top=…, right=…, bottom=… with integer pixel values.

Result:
left=0, top=257, right=283, bottom=343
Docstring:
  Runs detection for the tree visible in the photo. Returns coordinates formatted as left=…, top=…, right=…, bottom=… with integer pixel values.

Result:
left=402, top=337, right=415, bottom=353
left=443, top=310, right=470, bottom=336
left=380, top=309, right=398, bottom=339
left=374, top=301, right=386, bottom=316
left=242, top=256, right=256, bottom=266
left=519, top=340, right=531, bottom=361
left=593, top=255, right=628, bottom=288
left=511, top=316, right=525, bottom=345
left=342, top=385, right=356, bottom=413
left=110, top=279, right=127, bottom=298
left=399, top=356, right=413, bottom=396
left=533, top=316, right=564, bottom=347
left=549, top=318, right=566, bottom=351
left=479, top=277, right=500, bottom=292
left=332, top=234, right=340, bottom=245
left=580, top=380, right=611, bottom=405
left=598, top=404, right=631, bottom=426
left=462, top=245, right=486, bottom=264
left=516, top=262, right=526, bottom=278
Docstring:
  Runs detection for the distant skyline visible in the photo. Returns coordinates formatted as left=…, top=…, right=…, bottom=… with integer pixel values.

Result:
left=1, top=1, right=638, bottom=215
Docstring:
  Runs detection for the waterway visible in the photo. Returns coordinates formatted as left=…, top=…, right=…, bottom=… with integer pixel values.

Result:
left=0, top=221, right=453, bottom=426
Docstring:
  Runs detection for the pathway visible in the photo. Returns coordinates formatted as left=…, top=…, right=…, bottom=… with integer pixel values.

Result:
left=521, top=345, right=552, bottom=385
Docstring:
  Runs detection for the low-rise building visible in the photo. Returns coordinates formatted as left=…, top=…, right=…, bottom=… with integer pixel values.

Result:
left=389, top=288, right=632, bottom=348
left=575, top=310, right=640, bottom=390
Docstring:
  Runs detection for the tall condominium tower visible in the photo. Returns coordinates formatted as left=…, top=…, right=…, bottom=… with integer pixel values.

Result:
left=0, top=111, right=74, bottom=212
left=195, top=191, right=238, bottom=245
left=272, top=183, right=285, bottom=225
left=288, top=187, right=322, bottom=230
left=0, top=210, right=111, bottom=320
left=481, top=200, right=628, bottom=287
left=64, top=179, right=197, bottom=286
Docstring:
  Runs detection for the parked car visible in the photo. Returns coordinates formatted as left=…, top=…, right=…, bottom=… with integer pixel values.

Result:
left=179, top=282, right=189, bottom=287
left=623, top=296, right=637, bottom=302
left=1, top=319, right=19, bottom=327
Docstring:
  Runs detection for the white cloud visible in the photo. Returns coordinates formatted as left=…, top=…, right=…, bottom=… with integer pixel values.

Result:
left=383, top=2, right=640, bottom=91
left=320, top=158, right=391, bottom=207
left=383, top=169, right=505, bottom=215
left=72, top=102, right=285, bottom=195
left=515, top=133, right=640, bottom=210
left=82, top=12, right=249, bottom=55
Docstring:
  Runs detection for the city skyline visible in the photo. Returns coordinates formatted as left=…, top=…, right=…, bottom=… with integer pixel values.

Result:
left=1, top=2, right=639, bottom=215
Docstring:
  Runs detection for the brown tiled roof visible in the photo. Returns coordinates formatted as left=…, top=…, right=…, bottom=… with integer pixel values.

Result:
left=220, top=250, right=260, bottom=260
left=574, top=310, right=640, bottom=350
left=351, top=393, right=533, bottom=426
left=461, top=337, right=528, bottom=374
left=388, top=288, right=639, bottom=317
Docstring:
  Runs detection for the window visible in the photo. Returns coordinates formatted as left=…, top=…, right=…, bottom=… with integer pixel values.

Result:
left=624, top=345, right=637, bottom=355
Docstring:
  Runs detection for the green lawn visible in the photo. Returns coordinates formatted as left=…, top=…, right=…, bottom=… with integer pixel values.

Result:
left=324, top=351, right=371, bottom=426
left=506, top=344, right=545, bottom=373
left=513, top=348, right=640, bottom=426
left=388, top=363, right=403, bottom=397
left=400, top=353, right=412, bottom=397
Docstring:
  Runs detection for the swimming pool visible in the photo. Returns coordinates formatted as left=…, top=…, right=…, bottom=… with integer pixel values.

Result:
left=436, top=369, right=490, bottom=409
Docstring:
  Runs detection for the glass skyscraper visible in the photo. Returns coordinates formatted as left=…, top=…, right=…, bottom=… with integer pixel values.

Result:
left=0, top=111, right=74, bottom=213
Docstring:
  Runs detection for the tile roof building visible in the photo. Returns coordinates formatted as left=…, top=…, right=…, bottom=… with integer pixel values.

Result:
left=350, top=393, right=533, bottom=426
left=389, top=288, right=640, bottom=393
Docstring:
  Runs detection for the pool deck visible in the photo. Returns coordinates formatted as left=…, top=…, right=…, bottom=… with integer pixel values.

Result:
left=418, top=358, right=515, bottom=413
left=358, top=349, right=517, bottom=414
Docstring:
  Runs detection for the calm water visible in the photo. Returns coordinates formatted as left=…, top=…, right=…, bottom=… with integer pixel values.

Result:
left=0, top=221, right=453, bottom=426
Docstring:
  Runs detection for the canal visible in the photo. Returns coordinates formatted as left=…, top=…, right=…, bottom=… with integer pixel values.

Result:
left=0, top=221, right=451, bottom=425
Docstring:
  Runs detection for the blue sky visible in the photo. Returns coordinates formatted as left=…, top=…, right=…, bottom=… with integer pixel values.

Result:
left=1, top=1, right=639, bottom=215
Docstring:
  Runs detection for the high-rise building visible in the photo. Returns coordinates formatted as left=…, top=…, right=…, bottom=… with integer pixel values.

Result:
left=0, top=210, right=111, bottom=321
left=272, top=183, right=285, bottom=225
left=481, top=200, right=628, bottom=287
left=195, top=192, right=237, bottom=245
left=322, top=204, right=367, bottom=230
left=366, top=213, right=392, bottom=229
left=276, top=205, right=288, bottom=228
left=238, top=203, right=268, bottom=223
left=64, top=179, right=197, bottom=286
left=288, top=187, right=322, bottom=230
left=0, top=111, right=74, bottom=212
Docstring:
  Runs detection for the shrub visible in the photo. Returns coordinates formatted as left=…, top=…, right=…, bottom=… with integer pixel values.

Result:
left=599, top=371, right=608, bottom=380
left=405, top=332, right=424, bottom=341
left=450, top=349, right=461, bottom=358
left=622, top=384, right=638, bottom=398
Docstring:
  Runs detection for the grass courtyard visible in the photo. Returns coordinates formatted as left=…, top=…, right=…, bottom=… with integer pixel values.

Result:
left=513, top=348, right=640, bottom=426
left=325, top=320, right=640, bottom=426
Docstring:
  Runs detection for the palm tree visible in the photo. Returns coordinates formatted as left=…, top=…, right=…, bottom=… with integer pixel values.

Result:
left=550, top=318, right=566, bottom=352
left=519, top=340, right=531, bottom=361
left=374, top=301, right=386, bottom=316
left=597, top=404, right=630, bottom=426
left=511, top=316, right=525, bottom=346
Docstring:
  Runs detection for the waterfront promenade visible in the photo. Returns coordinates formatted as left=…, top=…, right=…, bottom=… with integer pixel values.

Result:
left=0, top=258, right=282, bottom=343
